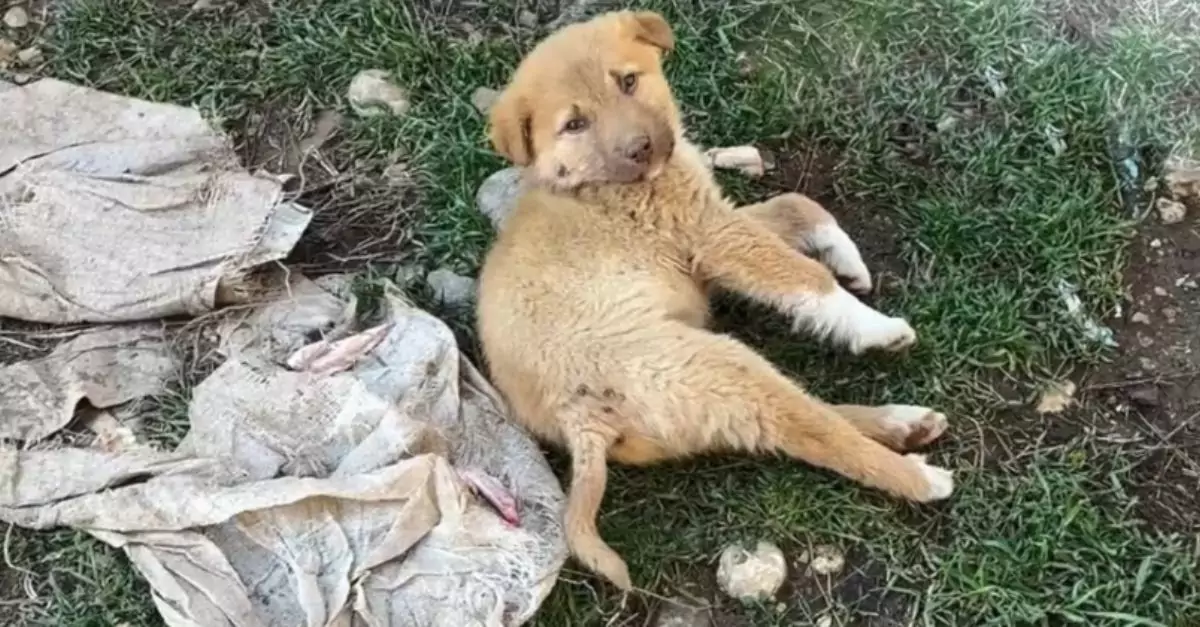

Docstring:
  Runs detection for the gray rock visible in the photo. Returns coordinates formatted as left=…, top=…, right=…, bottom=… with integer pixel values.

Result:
left=471, top=86, right=500, bottom=115
left=3, top=6, right=30, bottom=29
left=476, top=166, right=523, bottom=229
left=426, top=268, right=476, bottom=307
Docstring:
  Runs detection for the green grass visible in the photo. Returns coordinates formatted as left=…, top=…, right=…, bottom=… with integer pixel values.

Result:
left=3, top=0, right=1199, bottom=624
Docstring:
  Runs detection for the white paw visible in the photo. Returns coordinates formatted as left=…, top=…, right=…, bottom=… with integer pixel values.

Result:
left=881, top=405, right=949, bottom=449
left=849, top=316, right=916, bottom=354
left=809, top=223, right=872, bottom=294
left=908, top=454, right=954, bottom=501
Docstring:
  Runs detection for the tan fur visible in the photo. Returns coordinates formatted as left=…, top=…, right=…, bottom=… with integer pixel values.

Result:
left=477, top=11, right=954, bottom=591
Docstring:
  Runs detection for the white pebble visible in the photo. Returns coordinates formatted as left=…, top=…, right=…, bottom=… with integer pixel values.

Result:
left=716, top=541, right=787, bottom=602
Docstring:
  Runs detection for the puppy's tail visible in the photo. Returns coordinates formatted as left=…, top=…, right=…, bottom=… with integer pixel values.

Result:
left=564, top=427, right=633, bottom=591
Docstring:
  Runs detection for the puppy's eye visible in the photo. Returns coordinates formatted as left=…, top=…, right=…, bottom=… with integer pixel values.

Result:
left=619, top=73, right=638, bottom=95
left=562, top=117, right=589, bottom=133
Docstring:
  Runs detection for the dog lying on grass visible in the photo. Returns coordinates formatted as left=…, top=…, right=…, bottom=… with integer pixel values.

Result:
left=476, top=10, right=954, bottom=591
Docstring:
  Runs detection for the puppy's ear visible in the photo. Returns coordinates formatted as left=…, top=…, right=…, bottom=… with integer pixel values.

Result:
left=627, top=11, right=675, bottom=53
left=487, top=88, right=535, bottom=166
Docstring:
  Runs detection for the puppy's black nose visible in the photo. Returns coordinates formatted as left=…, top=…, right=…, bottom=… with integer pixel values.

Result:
left=624, top=135, right=652, bottom=163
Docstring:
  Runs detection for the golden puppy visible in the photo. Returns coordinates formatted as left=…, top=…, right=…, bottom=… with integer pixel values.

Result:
left=476, top=10, right=953, bottom=591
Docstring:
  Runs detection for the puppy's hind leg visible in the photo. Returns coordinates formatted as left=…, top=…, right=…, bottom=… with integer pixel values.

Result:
left=562, top=421, right=634, bottom=591
left=622, top=326, right=953, bottom=502
left=739, top=193, right=872, bottom=294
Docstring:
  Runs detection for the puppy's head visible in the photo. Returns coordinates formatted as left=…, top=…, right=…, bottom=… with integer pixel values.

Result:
left=487, top=11, right=680, bottom=189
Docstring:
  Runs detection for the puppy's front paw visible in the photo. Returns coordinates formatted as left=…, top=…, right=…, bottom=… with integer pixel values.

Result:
left=907, top=454, right=954, bottom=501
left=850, top=316, right=916, bottom=354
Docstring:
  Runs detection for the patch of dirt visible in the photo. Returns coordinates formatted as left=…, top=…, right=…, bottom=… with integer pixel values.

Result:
left=784, top=548, right=910, bottom=626
left=1086, top=207, right=1200, bottom=532
left=231, top=100, right=421, bottom=273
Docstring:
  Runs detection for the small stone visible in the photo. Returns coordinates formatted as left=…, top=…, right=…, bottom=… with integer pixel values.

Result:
left=3, top=6, right=29, bottom=29
left=1035, top=380, right=1076, bottom=414
left=426, top=268, right=476, bottom=307
left=1154, top=286, right=1169, bottom=297
left=1131, top=312, right=1150, bottom=324
left=936, top=113, right=959, bottom=133
left=803, top=545, right=845, bottom=576
left=476, top=166, right=523, bottom=229
left=1156, top=197, right=1187, bottom=225
left=191, top=0, right=218, bottom=9
left=1150, top=238, right=1163, bottom=249
left=1138, top=334, right=1155, bottom=348
left=1164, top=156, right=1200, bottom=201
left=1162, top=307, right=1179, bottom=322
left=653, top=597, right=711, bottom=627
left=347, top=69, right=410, bottom=117
left=1139, top=357, right=1157, bottom=371
left=16, top=46, right=41, bottom=66
left=1129, top=386, right=1161, bottom=408
left=518, top=9, right=538, bottom=28
left=0, top=37, right=16, bottom=63
left=471, top=86, right=500, bottom=115
left=716, top=541, right=787, bottom=602
left=816, top=616, right=834, bottom=627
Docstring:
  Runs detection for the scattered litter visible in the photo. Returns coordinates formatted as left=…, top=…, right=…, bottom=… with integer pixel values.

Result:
left=1054, top=280, right=1117, bottom=347
left=654, top=596, right=712, bottom=627
left=801, top=545, right=846, bottom=576
left=347, top=68, right=411, bottom=117
left=704, top=145, right=767, bottom=178
left=3, top=6, right=29, bottom=29
left=936, top=113, right=959, bottom=133
left=983, top=66, right=1008, bottom=98
left=0, top=78, right=311, bottom=324
left=816, top=616, right=834, bottom=627
left=477, top=166, right=525, bottom=228
left=1035, top=380, right=1076, bottom=414
left=0, top=78, right=567, bottom=627
left=716, top=540, right=787, bottom=602
left=472, top=86, right=501, bottom=114
left=0, top=325, right=178, bottom=442
left=1043, top=124, right=1066, bottom=156
left=1111, top=141, right=1144, bottom=218
left=0, top=282, right=568, bottom=626
left=1156, top=197, right=1187, bottom=224
left=427, top=267, right=476, bottom=307
left=284, top=321, right=392, bottom=375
